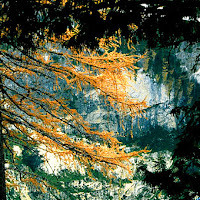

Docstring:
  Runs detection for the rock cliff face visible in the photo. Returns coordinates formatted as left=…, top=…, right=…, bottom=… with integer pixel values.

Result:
left=11, top=41, right=200, bottom=200
left=67, top=41, right=200, bottom=153
left=133, top=42, right=200, bottom=152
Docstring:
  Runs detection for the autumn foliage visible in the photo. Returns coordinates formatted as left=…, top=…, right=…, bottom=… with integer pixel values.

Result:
left=0, top=7, right=148, bottom=195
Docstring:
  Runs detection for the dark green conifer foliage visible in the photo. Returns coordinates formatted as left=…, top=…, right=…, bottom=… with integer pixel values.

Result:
left=1, top=0, right=200, bottom=50
left=22, top=147, right=43, bottom=172
left=139, top=100, right=200, bottom=200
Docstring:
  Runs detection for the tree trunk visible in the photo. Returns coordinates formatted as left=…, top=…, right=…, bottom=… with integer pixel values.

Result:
left=0, top=116, right=6, bottom=200
left=0, top=75, right=6, bottom=200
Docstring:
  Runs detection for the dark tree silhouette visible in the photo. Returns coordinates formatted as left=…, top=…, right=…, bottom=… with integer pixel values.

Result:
left=1, top=1, right=200, bottom=199
left=1, top=0, right=200, bottom=50
left=139, top=100, right=200, bottom=200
